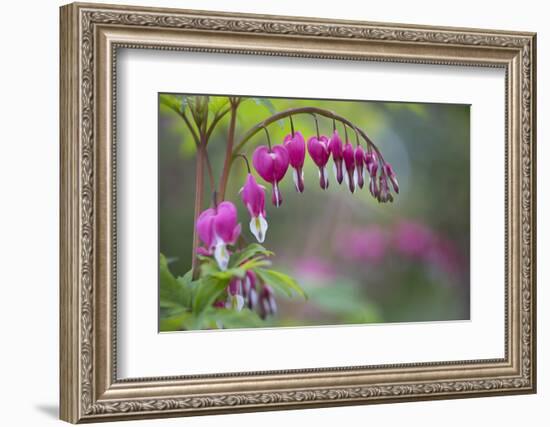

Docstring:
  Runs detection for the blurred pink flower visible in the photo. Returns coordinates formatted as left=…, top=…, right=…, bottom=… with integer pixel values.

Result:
left=335, top=226, right=389, bottom=263
left=294, top=256, right=336, bottom=280
left=392, top=221, right=435, bottom=259
left=426, top=236, right=463, bottom=279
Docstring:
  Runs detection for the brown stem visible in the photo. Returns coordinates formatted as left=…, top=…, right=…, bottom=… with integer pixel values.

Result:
left=203, top=146, right=216, bottom=194
left=191, top=142, right=206, bottom=280
left=218, top=101, right=238, bottom=201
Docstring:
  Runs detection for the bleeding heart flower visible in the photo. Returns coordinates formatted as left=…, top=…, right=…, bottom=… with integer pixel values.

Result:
left=364, top=150, right=379, bottom=178
left=369, top=177, right=379, bottom=199
left=354, top=145, right=365, bottom=189
left=240, top=173, right=268, bottom=243
left=227, top=277, right=245, bottom=311
left=343, top=142, right=356, bottom=193
left=307, top=135, right=330, bottom=189
left=378, top=174, right=394, bottom=203
left=384, top=163, right=399, bottom=194
left=252, top=145, right=290, bottom=207
left=283, top=131, right=306, bottom=193
left=243, top=270, right=259, bottom=309
left=259, top=285, right=277, bottom=319
left=328, top=130, right=344, bottom=184
left=196, top=201, right=241, bottom=270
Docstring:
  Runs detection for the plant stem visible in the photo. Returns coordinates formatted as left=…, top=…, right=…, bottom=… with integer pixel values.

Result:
left=218, top=100, right=239, bottom=201
left=233, top=106, right=385, bottom=162
left=204, top=146, right=216, bottom=194
left=191, top=142, right=206, bottom=280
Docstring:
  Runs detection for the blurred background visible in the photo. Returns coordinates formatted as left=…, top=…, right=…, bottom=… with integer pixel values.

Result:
left=159, top=95, right=470, bottom=327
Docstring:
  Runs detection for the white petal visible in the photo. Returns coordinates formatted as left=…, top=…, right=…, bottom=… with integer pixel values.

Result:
left=269, top=297, right=278, bottom=315
left=344, top=171, right=349, bottom=187
left=322, top=166, right=329, bottom=188
left=274, top=182, right=280, bottom=207
left=353, top=169, right=358, bottom=187
left=332, top=163, right=338, bottom=181
left=214, top=239, right=230, bottom=271
left=292, top=169, right=299, bottom=191
left=230, top=295, right=245, bottom=311
left=249, top=289, right=258, bottom=308
left=249, top=215, right=268, bottom=243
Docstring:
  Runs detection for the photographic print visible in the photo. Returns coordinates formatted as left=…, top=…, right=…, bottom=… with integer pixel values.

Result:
left=60, top=5, right=536, bottom=420
left=158, top=94, right=470, bottom=332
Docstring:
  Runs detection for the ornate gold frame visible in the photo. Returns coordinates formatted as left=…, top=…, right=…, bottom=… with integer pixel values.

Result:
left=59, top=2, right=537, bottom=423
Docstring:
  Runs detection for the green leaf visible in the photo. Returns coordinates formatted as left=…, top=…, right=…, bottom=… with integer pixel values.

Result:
left=159, top=254, right=193, bottom=309
left=159, top=94, right=185, bottom=114
left=252, top=98, right=284, bottom=128
left=192, top=276, right=229, bottom=315
left=255, top=269, right=307, bottom=299
left=159, top=310, right=192, bottom=332
left=229, top=243, right=274, bottom=268
left=208, top=96, right=230, bottom=116
left=207, top=308, right=265, bottom=329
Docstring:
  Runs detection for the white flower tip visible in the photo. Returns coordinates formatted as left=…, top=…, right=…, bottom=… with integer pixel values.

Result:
left=250, top=215, right=268, bottom=243
left=214, top=242, right=230, bottom=271
left=233, top=295, right=245, bottom=311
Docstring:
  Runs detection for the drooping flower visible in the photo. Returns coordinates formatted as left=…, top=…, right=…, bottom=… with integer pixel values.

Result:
left=307, top=135, right=330, bottom=189
left=243, top=270, right=259, bottom=310
left=343, top=142, right=356, bottom=193
left=196, top=201, right=241, bottom=270
left=227, top=277, right=245, bottom=311
left=283, top=131, right=306, bottom=193
left=365, top=150, right=380, bottom=198
left=364, top=150, right=378, bottom=177
left=354, top=145, right=365, bottom=189
left=328, top=130, right=344, bottom=184
left=369, top=176, right=379, bottom=199
left=252, top=145, right=290, bottom=207
left=259, top=285, right=277, bottom=319
left=240, top=173, right=268, bottom=243
left=378, top=174, right=394, bottom=203
left=384, top=163, right=399, bottom=194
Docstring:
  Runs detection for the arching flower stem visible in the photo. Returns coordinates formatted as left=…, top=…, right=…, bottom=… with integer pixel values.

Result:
left=232, top=106, right=385, bottom=164
left=235, top=153, right=251, bottom=173
left=311, top=113, right=321, bottom=139
left=263, top=126, right=273, bottom=151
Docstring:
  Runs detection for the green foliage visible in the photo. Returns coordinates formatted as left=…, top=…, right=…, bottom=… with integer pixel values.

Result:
left=255, top=268, right=307, bottom=299
left=159, top=254, right=193, bottom=310
left=303, top=281, right=382, bottom=324
left=159, top=94, right=186, bottom=115
left=159, top=244, right=306, bottom=332
left=228, top=243, right=274, bottom=268
left=250, top=98, right=284, bottom=128
left=192, top=275, right=230, bottom=315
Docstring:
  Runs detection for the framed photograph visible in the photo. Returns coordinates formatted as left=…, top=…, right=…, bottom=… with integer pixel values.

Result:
left=60, top=2, right=537, bottom=423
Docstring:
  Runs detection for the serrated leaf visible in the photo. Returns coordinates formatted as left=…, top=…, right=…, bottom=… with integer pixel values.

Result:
left=160, top=254, right=193, bottom=309
left=256, top=268, right=307, bottom=299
